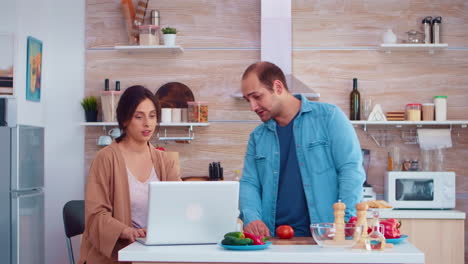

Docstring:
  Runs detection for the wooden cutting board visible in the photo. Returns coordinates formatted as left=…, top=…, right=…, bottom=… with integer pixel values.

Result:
left=269, top=237, right=316, bottom=245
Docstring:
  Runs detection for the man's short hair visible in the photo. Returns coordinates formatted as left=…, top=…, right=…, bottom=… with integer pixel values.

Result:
left=242, top=61, right=289, bottom=91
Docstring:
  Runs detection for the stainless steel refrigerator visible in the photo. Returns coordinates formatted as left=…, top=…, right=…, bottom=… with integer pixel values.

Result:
left=0, top=125, right=45, bottom=264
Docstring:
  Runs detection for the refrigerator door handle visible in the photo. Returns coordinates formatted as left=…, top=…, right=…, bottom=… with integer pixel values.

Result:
left=11, top=189, right=43, bottom=198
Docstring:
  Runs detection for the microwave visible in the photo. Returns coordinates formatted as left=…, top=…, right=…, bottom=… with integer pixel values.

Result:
left=385, top=171, right=455, bottom=209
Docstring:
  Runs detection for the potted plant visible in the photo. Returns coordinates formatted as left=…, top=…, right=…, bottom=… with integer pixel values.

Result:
left=81, top=96, right=98, bottom=122
left=162, top=27, right=177, bottom=46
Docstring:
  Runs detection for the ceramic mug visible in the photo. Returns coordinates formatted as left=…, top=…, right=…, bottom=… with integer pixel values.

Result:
left=108, top=128, right=121, bottom=138
left=97, top=135, right=112, bottom=146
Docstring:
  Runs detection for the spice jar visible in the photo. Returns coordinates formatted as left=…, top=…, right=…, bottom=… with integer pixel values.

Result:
left=402, top=159, right=411, bottom=171
left=187, top=101, right=208, bottom=122
left=139, top=25, right=159, bottom=46
left=409, top=160, right=419, bottom=171
left=406, top=103, right=422, bottom=121
left=422, top=103, right=435, bottom=121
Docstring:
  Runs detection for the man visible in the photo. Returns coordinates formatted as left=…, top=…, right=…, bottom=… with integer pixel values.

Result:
left=239, top=61, right=365, bottom=237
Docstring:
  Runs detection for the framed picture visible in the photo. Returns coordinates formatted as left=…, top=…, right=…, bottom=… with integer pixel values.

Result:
left=26, top=36, right=42, bottom=102
left=0, top=33, right=14, bottom=96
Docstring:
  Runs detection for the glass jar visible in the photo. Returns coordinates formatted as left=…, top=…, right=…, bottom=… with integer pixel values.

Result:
left=406, top=103, right=422, bottom=121
left=139, top=25, right=159, bottom=46
left=406, top=30, right=424, bottom=43
left=422, top=103, right=435, bottom=121
left=434, top=96, right=447, bottom=121
left=187, top=101, right=208, bottom=122
left=409, top=160, right=419, bottom=171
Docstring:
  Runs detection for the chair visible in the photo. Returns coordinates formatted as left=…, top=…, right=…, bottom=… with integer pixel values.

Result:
left=63, top=200, right=85, bottom=264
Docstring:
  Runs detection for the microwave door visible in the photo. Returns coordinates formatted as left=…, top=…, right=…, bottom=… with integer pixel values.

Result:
left=396, top=179, right=434, bottom=202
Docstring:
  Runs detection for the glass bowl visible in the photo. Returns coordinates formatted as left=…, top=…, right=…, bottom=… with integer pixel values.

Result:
left=310, top=223, right=363, bottom=248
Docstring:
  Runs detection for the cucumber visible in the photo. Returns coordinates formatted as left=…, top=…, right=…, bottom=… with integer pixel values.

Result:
left=221, top=237, right=253, bottom=246
left=224, top=232, right=245, bottom=239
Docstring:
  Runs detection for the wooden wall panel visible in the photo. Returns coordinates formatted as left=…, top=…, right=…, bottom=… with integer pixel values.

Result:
left=86, top=0, right=260, bottom=48
left=84, top=123, right=259, bottom=179
left=85, top=50, right=259, bottom=121
left=293, top=0, right=468, bottom=47
left=293, top=50, right=468, bottom=119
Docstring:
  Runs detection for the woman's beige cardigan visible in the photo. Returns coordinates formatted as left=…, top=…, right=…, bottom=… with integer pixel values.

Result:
left=78, top=142, right=181, bottom=264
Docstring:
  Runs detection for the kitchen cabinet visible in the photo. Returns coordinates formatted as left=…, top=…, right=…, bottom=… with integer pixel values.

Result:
left=377, top=210, right=465, bottom=264
left=398, top=219, right=464, bottom=264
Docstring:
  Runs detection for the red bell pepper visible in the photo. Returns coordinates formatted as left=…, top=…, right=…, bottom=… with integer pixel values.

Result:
left=367, top=218, right=401, bottom=239
left=243, top=232, right=265, bottom=245
left=345, top=216, right=358, bottom=237
left=381, top=218, right=401, bottom=239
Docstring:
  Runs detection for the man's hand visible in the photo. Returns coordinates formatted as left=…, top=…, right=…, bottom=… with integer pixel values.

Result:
left=120, top=227, right=147, bottom=242
left=244, top=220, right=270, bottom=237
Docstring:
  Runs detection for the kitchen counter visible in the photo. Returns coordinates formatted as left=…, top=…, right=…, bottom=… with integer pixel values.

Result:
left=368, top=209, right=465, bottom=219
left=119, top=239, right=424, bottom=264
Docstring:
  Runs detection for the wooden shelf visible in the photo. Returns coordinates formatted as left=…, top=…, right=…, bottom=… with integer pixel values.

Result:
left=80, top=122, right=209, bottom=127
left=350, top=120, right=467, bottom=125
left=230, top=92, right=320, bottom=99
left=350, top=120, right=468, bottom=130
left=379, top=43, right=448, bottom=54
left=114, top=45, right=183, bottom=54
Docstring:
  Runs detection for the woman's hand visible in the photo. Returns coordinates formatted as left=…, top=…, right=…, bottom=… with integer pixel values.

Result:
left=120, top=227, right=147, bottom=242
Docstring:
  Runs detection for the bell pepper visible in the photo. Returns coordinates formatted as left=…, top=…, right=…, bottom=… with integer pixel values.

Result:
left=345, top=216, right=358, bottom=237
left=367, top=218, right=401, bottom=239
left=381, top=218, right=401, bottom=239
left=243, top=232, right=265, bottom=245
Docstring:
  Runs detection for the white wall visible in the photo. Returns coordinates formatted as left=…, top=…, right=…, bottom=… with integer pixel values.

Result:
left=1, top=0, right=85, bottom=263
left=42, top=0, right=85, bottom=263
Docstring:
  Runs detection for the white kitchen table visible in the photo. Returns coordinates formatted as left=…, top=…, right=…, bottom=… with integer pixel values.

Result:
left=119, top=240, right=424, bottom=264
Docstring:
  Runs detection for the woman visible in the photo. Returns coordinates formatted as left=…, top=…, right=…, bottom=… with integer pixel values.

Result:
left=79, top=85, right=181, bottom=264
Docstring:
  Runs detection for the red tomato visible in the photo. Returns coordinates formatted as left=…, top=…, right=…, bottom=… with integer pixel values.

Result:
left=276, top=225, right=294, bottom=239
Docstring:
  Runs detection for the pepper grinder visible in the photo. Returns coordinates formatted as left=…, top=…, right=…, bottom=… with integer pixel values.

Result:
left=356, top=202, right=369, bottom=245
left=333, top=200, right=346, bottom=242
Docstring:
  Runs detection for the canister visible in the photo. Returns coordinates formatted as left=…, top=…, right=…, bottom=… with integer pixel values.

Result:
left=422, top=103, right=435, bottom=121
left=434, top=96, right=447, bottom=121
left=405, top=103, right=422, bottom=121
left=139, top=25, right=158, bottom=46
left=187, top=101, right=208, bottom=122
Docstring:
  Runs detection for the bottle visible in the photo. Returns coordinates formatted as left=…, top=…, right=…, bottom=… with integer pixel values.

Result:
left=115, top=81, right=120, bottom=91
left=350, top=78, right=361, bottom=120
left=104, top=78, right=109, bottom=91
left=150, top=10, right=160, bottom=26
left=422, top=16, right=432, bottom=44
left=432, top=17, right=442, bottom=44
left=365, top=210, right=386, bottom=251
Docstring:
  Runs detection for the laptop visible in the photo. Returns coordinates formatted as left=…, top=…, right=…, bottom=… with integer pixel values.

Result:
left=137, top=181, right=240, bottom=245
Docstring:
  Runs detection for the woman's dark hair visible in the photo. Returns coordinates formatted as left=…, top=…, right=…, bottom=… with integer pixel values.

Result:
left=115, top=85, right=161, bottom=143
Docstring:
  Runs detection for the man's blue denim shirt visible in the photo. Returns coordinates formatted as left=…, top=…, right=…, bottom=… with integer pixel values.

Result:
left=239, top=94, right=365, bottom=235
